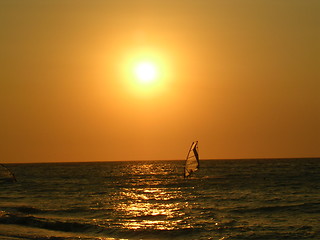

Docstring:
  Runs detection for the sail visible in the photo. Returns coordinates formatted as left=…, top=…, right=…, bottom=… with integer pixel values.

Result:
left=184, top=141, right=200, bottom=178
left=0, top=164, right=17, bottom=182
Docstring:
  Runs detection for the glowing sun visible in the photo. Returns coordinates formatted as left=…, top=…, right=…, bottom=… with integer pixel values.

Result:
left=134, top=62, right=158, bottom=84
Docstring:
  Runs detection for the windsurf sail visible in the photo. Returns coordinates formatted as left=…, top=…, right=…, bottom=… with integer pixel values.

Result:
left=0, top=164, right=17, bottom=182
left=184, top=141, right=200, bottom=178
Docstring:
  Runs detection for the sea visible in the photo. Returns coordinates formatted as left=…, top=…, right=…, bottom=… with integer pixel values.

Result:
left=0, top=159, right=319, bottom=240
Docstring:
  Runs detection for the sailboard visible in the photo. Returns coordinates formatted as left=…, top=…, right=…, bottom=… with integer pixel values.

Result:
left=184, top=141, right=200, bottom=178
left=0, top=164, right=17, bottom=182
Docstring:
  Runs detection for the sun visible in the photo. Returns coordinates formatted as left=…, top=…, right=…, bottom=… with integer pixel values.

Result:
left=134, top=61, right=158, bottom=84
left=118, top=47, right=173, bottom=97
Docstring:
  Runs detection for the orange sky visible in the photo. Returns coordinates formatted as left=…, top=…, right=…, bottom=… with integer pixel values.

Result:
left=1, top=0, right=319, bottom=163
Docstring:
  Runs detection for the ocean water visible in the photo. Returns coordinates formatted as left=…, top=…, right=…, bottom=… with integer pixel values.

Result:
left=0, top=159, right=319, bottom=240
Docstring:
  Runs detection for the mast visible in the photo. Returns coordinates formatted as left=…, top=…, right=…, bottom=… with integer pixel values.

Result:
left=0, top=164, right=17, bottom=182
left=184, top=141, right=200, bottom=178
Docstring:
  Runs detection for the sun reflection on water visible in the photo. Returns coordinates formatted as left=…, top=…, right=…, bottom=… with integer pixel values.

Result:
left=117, top=187, right=187, bottom=230
left=102, top=162, right=195, bottom=231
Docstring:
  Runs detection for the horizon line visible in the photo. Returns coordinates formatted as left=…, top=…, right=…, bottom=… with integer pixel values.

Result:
left=2, top=157, right=319, bottom=164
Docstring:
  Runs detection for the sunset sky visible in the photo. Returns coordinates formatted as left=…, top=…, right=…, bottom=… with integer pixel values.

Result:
left=1, top=0, right=319, bottom=163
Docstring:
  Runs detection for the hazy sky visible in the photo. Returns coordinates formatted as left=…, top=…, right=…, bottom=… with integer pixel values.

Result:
left=1, top=0, right=319, bottom=163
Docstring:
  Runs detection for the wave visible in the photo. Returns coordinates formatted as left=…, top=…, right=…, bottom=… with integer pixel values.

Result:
left=229, top=202, right=320, bottom=214
left=0, top=211, right=100, bottom=233
left=0, top=205, right=97, bottom=216
left=0, top=210, right=243, bottom=240
left=0, top=211, right=213, bottom=240
left=1, top=208, right=317, bottom=240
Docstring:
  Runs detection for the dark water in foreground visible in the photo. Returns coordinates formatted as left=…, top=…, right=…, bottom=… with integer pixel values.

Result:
left=0, top=159, right=319, bottom=240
